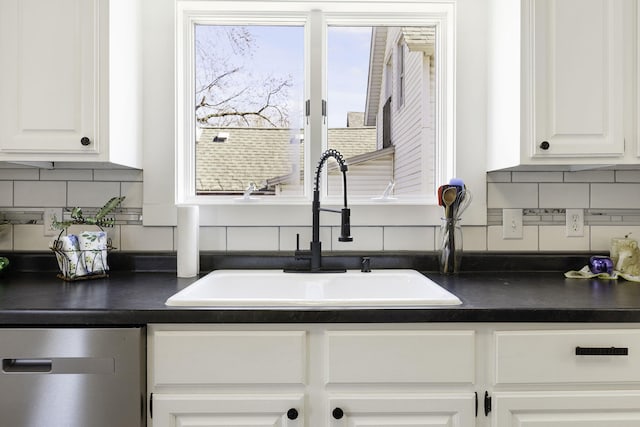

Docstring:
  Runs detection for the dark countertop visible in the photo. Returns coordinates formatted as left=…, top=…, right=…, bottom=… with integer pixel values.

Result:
left=1, top=266, right=640, bottom=325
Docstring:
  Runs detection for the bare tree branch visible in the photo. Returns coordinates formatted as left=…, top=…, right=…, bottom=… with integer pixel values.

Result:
left=194, top=26, right=293, bottom=128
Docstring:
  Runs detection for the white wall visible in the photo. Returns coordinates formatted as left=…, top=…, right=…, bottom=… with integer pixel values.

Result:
left=1, top=0, right=638, bottom=254
left=141, top=0, right=488, bottom=228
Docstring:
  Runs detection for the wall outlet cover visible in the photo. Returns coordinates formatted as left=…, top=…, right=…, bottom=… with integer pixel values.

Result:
left=566, top=208, right=584, bottom=237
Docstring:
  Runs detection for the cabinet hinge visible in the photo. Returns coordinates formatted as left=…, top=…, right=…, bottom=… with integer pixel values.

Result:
left=149, top=393, right=153, bottom=419
left=484, top=391, right=492, bottom=416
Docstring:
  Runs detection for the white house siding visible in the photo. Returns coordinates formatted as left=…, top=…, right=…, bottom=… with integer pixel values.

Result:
left=377, top=27, right=435, bottom=197
left=328, top=154, right=394, bottom=198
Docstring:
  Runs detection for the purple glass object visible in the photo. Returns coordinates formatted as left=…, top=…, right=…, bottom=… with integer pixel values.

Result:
left=589, top=256, right=614, bottom=275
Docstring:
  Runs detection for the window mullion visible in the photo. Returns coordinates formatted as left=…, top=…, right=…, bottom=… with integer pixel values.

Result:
left=307, top=10, right=327, bottom=198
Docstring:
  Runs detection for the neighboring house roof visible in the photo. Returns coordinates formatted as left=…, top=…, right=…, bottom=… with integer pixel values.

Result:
left=402, top=27, right=435, bottom=55
left=196, top=126, right=378, bottom=193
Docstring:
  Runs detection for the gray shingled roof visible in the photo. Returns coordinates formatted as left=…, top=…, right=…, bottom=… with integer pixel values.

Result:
left=196, top=126, right=378, bottom=193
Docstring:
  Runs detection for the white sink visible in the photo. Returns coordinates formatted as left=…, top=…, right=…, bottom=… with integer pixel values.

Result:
left=165, top=269, right=461, bottom=307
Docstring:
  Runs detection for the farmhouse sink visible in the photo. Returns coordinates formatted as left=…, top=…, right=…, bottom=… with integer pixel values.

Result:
left=165, top=269, right=461, bottom=307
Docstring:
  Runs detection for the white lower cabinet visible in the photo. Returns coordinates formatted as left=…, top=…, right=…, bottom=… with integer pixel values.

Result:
left=148, top=324, right=640, bottom=427
left=488, top=327, right=640, bottom=427
left=328, top=394, right=475, bottom=426
left=148, top=325, right=476, bottom=426
left=152, top=394, right=305, bottom=427
left=493, top=391, right=640, bottom=427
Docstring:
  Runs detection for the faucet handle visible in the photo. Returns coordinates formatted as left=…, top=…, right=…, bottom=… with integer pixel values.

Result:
left=338, top=208, right=353, bottom=242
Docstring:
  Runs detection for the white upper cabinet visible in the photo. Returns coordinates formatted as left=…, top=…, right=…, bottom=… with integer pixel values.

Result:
left=0, top=0, right=142, bottom=168
left=487, top=0, right=634, bottom=170
left=531, top=0, right=624, bottom=157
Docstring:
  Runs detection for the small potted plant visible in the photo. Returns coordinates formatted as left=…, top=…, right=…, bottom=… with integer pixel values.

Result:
left=50, top=196, right=125, bottom=281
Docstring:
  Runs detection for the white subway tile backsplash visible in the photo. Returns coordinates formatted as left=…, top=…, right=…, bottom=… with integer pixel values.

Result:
left=94, top=169, right=143, bottom=182
left=121, top=182, right=143, bottom=208
left=487, top=225, right=538, bottom=251
left=461, top=226, right=487, bottom=251
left=227, top=227, right=279, bottom=251
left=5, top=166, right=640, bottom=254
left=539, top=183, right=589, bottom=208
left=383, top=226, right=435, bottom=251
left=512, top=171, right=563, bottom=182
left=0, top=169, right=38, bottom=180
left=332, top=226, right=383, bottom=251
left=487, top=183, right=538, bottom=208
left=67, top=182, right=120, bottom=207
left=279, top=227, right=331, bottom=252
left=590, top=226, right=640, bottom=252
left=539, top=226, right=590, bottom=251
left=591, top=183, right=640, bottom=209
left=13, top=224, right=54, bottom=251
left=0, top=182, right=13, bottom=206
left=120, top=225, right=173, bottom=251
left=0, top=226, right=12, bottom=251
left=486, top=172, right=511, bottom=182
left=564, top=170, right=614, bottom=183
left=14, top=181, right=65, bottom=207
left=616, top=170, right=640, bottom=183
left=40, top=169, right=93, bottom=181
left=199, top=226, right=226, bottom=251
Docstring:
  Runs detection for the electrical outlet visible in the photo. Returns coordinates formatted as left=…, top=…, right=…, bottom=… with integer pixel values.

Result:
left=502, top=209, right=523, bottom=239
left=566, top=208, right=584, bottom=237
left=43, top=208, right=62, bottom=237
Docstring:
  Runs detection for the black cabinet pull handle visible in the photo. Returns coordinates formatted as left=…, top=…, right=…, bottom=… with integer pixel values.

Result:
left=484, top=391, right=491, bottom=416
left=287, top=408, right=298, bottom=420
left=539, top=140, right=550, bottom=150
left=576, top=346, right=628, bottom=356
left=80, top=137, right=91, bottom=146
left=332, top=407, right=344, bottom=419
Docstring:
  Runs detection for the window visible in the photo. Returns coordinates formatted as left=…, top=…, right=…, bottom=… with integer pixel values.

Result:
left=193, top=24, right=304, bottom=197
left=177, top=1, right=455, bottom=207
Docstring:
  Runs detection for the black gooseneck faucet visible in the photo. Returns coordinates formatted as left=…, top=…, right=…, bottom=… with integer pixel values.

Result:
left=291, top=149, right=352, bottom=272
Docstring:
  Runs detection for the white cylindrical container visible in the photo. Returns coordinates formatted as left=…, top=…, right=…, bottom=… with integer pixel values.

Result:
left=177, top=205, right=200, bottom=277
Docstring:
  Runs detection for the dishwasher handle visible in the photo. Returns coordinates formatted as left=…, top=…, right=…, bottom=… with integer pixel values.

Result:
left=2, top=357, right=113, bottom=374
left=3, top=358, right=52, bottom=373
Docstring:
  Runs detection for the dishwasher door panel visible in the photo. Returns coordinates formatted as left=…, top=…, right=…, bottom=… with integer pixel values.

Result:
left=0, top=327, right=145, bottom=427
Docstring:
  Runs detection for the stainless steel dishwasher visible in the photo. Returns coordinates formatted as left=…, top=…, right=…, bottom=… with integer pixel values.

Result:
left=0, top=327, right=145, bottom=427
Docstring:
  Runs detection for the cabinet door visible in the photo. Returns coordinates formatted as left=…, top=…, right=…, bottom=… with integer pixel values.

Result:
left=0, top=0, right=98, bottom=155
left=152, top=394, right=304, bottom=427
left=493, top=391, right=640, bottom=427
left=529, top=0, right=624, bottom=157
left=328, top=393, right=475, bottom=427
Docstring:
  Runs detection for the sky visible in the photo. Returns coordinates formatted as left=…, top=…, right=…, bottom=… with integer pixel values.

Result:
left=327, top=26, right=372, bottom=127
left=196, top=25, right=372, bottom=128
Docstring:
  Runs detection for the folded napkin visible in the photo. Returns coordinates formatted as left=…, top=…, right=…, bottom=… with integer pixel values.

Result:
left=564, top=265, right=640, bottom=283
left=50, top=234, right=87, bottom=278
left=78, top=231, right=109, bottom=274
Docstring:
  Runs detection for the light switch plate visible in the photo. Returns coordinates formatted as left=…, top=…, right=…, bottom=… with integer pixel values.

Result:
left=502, top=209, right=523, bottom=239
left=44, top=208, right=62, bottom=237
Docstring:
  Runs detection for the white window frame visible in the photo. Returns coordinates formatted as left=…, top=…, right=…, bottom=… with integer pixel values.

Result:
left=174, top=0, right=456, bottom=227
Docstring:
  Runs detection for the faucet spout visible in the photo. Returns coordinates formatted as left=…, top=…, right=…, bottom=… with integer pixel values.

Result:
left=289, top=149, right=353, bottom=272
